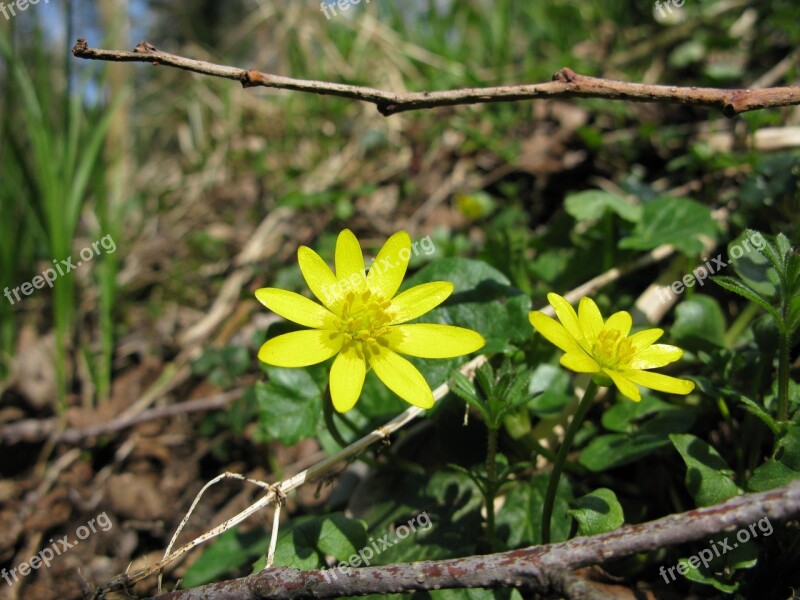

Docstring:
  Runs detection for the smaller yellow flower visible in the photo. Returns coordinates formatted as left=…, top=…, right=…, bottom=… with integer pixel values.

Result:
left=256, top=229, right=485, bottom=412
left=529, top=293, right=694, bottom=402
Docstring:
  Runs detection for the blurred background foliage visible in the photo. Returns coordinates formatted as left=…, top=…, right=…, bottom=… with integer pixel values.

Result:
left=0, top=0, right=799, bottom=598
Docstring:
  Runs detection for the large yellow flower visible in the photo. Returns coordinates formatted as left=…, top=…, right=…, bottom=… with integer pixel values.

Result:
left=529, top=293, right=694, bottom=402
left=256, top=229, right=485, bottom=412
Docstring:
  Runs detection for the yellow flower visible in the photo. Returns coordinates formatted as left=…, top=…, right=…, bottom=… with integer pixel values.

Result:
left=256, top=229, right=485, bottom=412
left=529, top=293, right=694, bottom=402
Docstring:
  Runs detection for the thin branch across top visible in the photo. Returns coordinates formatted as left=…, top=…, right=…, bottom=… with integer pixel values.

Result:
left=72, top=38, right=800, bottom=117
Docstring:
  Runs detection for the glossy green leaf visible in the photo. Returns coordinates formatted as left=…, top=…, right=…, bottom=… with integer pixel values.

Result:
left=252, top=367, right=323, bottom=445
left=263, top=513, right=367, bottom=572
left=671, top=296, right=727, bottom=351
left=618, top=197, right=718, bottom=255
left=581, top=396, right=696, bottom=472
left=402, top=258, right=531, bottom=354
left=564, top=189, right=641, bottom=223
left=670, top=434, right=740, bottom=506
left=568, top=488, right=624, bottom=536
left=748, top=459, right=800, bottom=492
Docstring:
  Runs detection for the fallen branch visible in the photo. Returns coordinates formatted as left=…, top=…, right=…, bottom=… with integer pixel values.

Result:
left=71, top=39, right=800, bottom=117
left=134, top=481, right=800, bottom=599
left=0, top=389, right=242, bottom=444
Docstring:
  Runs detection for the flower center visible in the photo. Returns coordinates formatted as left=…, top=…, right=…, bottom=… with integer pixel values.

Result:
left=591, top=328, right=636, bottom=369
left=337, top=289, right=393, bottom=359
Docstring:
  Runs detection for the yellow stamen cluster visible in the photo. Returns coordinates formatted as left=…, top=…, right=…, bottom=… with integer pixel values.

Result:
left=338, top=290, right=393, bottom=359
left=591, top=329, right=636, bottom=368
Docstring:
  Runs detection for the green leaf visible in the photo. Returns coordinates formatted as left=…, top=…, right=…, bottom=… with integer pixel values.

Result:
left=568, top=488, right=624, bottom=536
left=748, top=459, right=800, bottom=492
left=564, top=190, right=641, bottom=223
left=774, top=422, right=800, bottom=471
left=252, top=367, right=323, bottom=445
left=495, top=473, right=573, bottom=545
left=618, top=197, right=718, bottom=255
left=527, top=364, right=573, bottom=418
left=182, top=527, right=270, bottom=588
left=529, top=364, right=570, bottom=396
left=402, top=258, right=531, bottom=354
left=728, top=230, right=776, bottom=299
left=263, top=513, right=367, bottom=572
left=713, top=276, right=781, bottom=322
left=670, top=434, right=740, bottom=506
left=678, top=534, right=759, bottom=593
left=450, top=371, right=489, bottom=421
left=601, top=395, right=685, bottom=434
left=758, top=232, right=787, bottom=278
left=581, top=396, right=696, bottom=472
left=353, top=470, right=484, bottom=564
left=528, top=391, right=573, bottom=419
left=671, top=296, right=727, bottom=351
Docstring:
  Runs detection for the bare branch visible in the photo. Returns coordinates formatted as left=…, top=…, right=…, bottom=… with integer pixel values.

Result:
left=71, top=39, right=800, bottom=117
left=0, top=389, right=242, bottom=444
left=131, top=481, right=800, bottom=599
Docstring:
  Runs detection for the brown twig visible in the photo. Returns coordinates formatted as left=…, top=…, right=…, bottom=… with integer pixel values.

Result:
left=0, top=389, right=242, bottom=445
left=132, top=481, right=800, bottom=599
left=71, top=38, right=800, bottom=118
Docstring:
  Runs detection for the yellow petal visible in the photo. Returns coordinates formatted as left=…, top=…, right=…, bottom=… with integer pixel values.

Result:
left=604, top=311, right=632, bottom=337
left=367, top=231, right=412, bottom=300
left=390, top=282, right=453, bottom=324
left=629, top=344, right=683, bottom=369
left=368, top=346, right=434, bottom=408
left=257, top=330, right=342, bottom=367
left=329, top=344, right=367, bottom=412
left=335, top=229, right=366, bottom=295
left=298, top=246, right=340, bottom=309
left=578, top=297, right=604, bottom=345
left=605, top=369, right=642, bottom=402
left=547, top=293, right=582, bottom=340
left=387, top=324, right=485, bottom=358
left=529, top=311, right=586, bottom=356
left=623, top=370, right=695, bottom=395
left=254, top=288, right=338, bottom=329
left=627, top=328, right=664, bottom=351
left=560, top=352, right=600, bottom=373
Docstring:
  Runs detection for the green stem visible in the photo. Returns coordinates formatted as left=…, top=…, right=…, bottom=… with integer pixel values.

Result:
left=541, top=380, right=599, bottom=544
left=777, top=328, right=790, bottom=421
left=485, top=425, right=498, bottom=550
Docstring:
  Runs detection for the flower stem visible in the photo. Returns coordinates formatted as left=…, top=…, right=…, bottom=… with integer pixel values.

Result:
left=777, top=328, right=790, bottom=421
left=485, top=424, right=498, bottom=550
left=541, top=380, right=599, bottom=544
